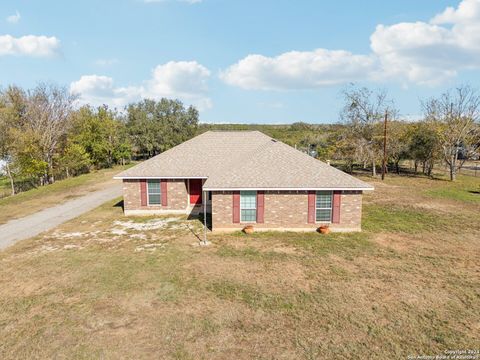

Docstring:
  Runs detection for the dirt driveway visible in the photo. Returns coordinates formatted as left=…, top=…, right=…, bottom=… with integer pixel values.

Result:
left=0, top=184, right=122, bottom=250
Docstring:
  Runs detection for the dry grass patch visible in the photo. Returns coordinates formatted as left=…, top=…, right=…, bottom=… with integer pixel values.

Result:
left=0, top=165, right=132, bottom=225
left=0, top=173, right=479, bottom=359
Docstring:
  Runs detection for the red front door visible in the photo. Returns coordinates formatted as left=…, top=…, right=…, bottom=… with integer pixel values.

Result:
left=189, top=179, right=202, bottom=205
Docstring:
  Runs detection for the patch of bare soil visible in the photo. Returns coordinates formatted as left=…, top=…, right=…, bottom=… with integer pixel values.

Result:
left=214, top=237, right=303, bottom=256
left=184, top=256, right=312, bottom=293
left=371, top=233, right=416, bottom=253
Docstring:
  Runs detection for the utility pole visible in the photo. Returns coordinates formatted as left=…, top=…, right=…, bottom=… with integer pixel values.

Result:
left=381, top=110, right=388, bottom=181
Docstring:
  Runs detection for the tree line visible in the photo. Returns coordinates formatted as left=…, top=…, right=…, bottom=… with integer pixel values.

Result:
left=289, top=85, right=479, bottom=181
left=0, top=84, right=199, bottom=195
left=1, top=82, right=479, bottom=197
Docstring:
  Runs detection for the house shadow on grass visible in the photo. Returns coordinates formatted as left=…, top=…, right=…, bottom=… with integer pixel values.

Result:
left=113, top=200, right=124, bottom=210
left=184, top=212, right=212, bottom=242
left=186, top=212, right=212, bottom=230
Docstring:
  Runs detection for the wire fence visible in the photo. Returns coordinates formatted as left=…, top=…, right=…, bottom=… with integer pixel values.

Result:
left=455, top=161, right=480, bottom=177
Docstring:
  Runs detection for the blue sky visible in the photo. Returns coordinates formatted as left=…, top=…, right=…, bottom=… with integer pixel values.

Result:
left=0, top=0, right=478, bottom=123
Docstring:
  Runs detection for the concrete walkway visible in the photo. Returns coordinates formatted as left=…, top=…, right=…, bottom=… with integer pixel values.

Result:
left=0, top=184, right=122, bottom=250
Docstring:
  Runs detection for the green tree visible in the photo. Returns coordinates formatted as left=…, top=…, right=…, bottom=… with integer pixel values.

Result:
left=384, top=120, right=411, bottom=174
left=408, top=123, right=441, bottom=176
left=126, top=98, right=198, bottom=158
left=58, top=142, right=91, bottom=177
left=12, top=128, right=48, bottom=185
left=0, top=86, right=29, bottom=194
left=71, top=106, right=131, bottom=168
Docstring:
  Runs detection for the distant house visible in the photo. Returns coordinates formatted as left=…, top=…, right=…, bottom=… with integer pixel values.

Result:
left=114, top=131, right=373, bottom=232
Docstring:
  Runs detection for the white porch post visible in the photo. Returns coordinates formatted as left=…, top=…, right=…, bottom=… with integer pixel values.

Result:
left=203, top=190, right=207, bottom=245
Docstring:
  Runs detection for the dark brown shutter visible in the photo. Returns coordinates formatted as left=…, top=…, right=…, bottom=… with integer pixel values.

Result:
left=232, top=191, right=240, bottom=223
left=140, top=179, right=147, bottom=206
left=332, top=190, right=342, bottom=223
left=307, top=191, right=316, bottom=223
left=256, top=191, right=264, bottom=223
left=161, top=180, right=168, bottom=206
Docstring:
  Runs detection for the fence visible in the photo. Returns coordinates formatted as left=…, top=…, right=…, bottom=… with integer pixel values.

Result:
left=456, top=161, right=480, bottom=177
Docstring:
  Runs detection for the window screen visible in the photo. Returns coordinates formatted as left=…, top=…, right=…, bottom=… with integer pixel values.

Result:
left=147, top=180, right=161, bottom=205
left=240, top=191, right=257, bottom=222
left=316, top=191, right=332, bottom=222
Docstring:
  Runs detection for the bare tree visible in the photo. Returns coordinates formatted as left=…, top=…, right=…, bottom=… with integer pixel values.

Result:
left=25, top=83, right=77, bottom=184
left=340, top=85, right=396, bottom=176
left=423, top=85, right=480, bottom=181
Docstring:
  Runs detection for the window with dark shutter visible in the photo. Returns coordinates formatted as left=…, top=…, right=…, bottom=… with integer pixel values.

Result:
left=315, top=191, right=333, bottom=222
left=147, top=180, right=161, bottom=205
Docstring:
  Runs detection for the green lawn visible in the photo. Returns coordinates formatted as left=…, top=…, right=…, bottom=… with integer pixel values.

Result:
left=0, top=173, right=478, bottom=359
left=0, top=176, right=11, bottom=198
left=425, top=174, right=480, bottom=203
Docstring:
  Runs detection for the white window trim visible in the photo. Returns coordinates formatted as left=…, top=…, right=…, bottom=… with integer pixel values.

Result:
left=315, top=190, right=333, bottom=223
left=147, top=179, right=162, bottom=206
left=240, top=190, right=257, bottom=223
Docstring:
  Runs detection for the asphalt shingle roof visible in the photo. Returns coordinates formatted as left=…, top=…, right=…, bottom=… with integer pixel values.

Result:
left=115, top=131, right=373, bottom=190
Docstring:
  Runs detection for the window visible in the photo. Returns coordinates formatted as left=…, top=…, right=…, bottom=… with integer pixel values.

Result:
left=240, top=191, right=257, bottom=222
left=316, top=191, right=332, bottom=222
left=147, top=180, right=161, bottom=205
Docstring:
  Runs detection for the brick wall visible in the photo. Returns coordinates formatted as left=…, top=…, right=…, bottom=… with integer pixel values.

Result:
left=211, top=190, right=363, bottom=232
left=123, top=179, right=188, bottom=215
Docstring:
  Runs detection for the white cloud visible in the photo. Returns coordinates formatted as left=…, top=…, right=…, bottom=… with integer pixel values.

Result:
left=221, top=49, right=375, bottom=90
left=370, top=0, right=480, bottom=85
left=70, top=61, right=212, bottom=110
left=6, top=11, right=20, bottom=24
left=0, top=35, right=60, bottom=57
left=70, top=75, right=140, bottom=108
left=222, top=0, right=480, bottom=89
left=430, top=0, right=480, bottom=24
left=144, top=61, right=211, bottom=109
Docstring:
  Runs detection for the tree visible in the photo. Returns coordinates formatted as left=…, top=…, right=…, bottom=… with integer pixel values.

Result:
left=290, top=122, right=313, bottom=131
left=70, top=106, right=131, bottom=168
left=340, top=85, right=396, bottom=176
left=0, top=86, right=28, bottom=195
left=0, top=120, right=16, bottom=195
left=423, top=85, right=480, bottom=181
left=385, top=120, right=411, bottom=174
left=58, top=142, right=91, bottom=177
left=24, top=83, right=77, bottom=184
left=12, top=128, right=48, bottom=182
left=408, top=123, right=441, bottom=177
left=126, top=98, right=199, bottom=158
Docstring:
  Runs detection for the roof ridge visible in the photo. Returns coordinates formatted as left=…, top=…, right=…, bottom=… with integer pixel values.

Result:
left=115, top=129, right=373, bottom=190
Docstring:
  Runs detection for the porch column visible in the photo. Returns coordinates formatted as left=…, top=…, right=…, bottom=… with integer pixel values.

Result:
left=203, top=190, right=207, bottom=244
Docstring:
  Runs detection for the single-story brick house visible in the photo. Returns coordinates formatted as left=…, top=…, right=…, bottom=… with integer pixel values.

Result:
left=114, top=131, right=373, bottom=232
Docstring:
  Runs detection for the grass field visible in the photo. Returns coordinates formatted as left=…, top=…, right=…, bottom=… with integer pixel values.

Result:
left=0, top=176, right=12, bottom=198
left=0, top=165, right=133, bottom=225
left=0, top=173, right=478, bottom=359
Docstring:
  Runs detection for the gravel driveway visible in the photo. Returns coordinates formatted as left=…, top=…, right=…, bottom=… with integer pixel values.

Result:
left=0, top=184, right=122, bottom=250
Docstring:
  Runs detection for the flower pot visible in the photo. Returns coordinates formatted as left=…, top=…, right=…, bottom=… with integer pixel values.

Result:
left=243, top=225, right=254, bottom=234
left=318, top=226, right=330, bottom=234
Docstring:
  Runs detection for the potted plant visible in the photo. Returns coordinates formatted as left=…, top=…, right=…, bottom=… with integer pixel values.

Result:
left=243, top=225, right=254, bottom=234
left=318, top=225, right=330, bottom=234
